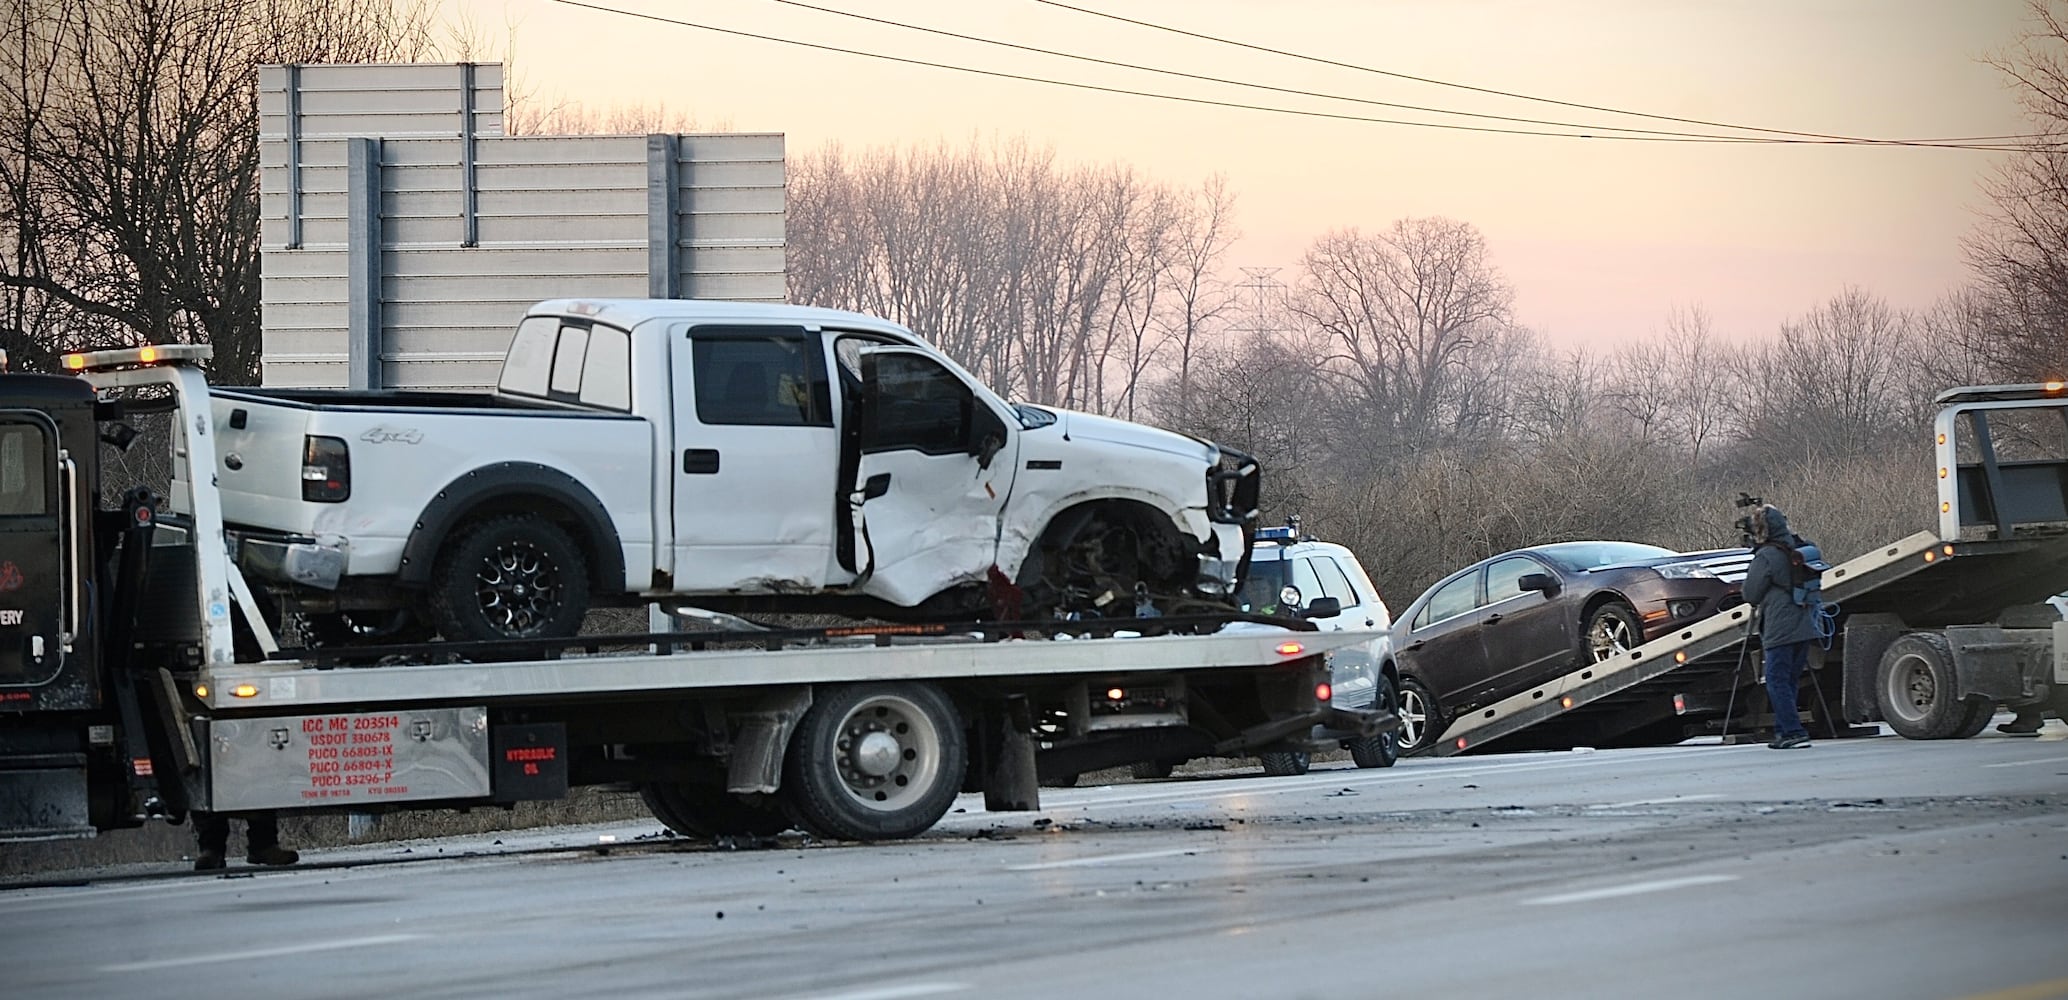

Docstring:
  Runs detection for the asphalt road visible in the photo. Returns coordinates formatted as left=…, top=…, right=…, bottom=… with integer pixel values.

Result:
left=7, top=724, right=2068, bottom=1000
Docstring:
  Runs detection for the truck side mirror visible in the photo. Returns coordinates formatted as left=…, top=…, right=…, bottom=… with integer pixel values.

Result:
left=1301, top=596, right=1342, bottom=619
left=1518, top=572, right=1558, bottom=594
left=862, top=473, right=891, bottom=501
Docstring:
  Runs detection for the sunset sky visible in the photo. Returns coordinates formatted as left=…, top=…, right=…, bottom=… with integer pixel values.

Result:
left=448, top=0, right=2035, bottom=347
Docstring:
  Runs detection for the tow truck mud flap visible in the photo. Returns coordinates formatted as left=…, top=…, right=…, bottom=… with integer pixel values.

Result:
left=207, top=707, right=490, bottom=812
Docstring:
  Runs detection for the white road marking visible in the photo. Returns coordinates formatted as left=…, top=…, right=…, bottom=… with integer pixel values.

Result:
left=1523, top=874, right=1739, bottom=906
left=1587, top=794, right=1722, bottom=809
left=1980, top=756, right=2068, bottom=769
left=100, top=933, right=422, bottom=973
left=1006, top=848, right=1209, bottom=871
left=789, top=983, right=969, bottom=1000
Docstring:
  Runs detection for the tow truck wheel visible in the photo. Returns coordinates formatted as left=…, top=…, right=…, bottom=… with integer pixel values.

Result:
left=1260, top=750, right=1310, bottom=776
left=782, top=682, right=967, bottom=841
left=1348, top=676, right=1402, bottom=768
left=1396, top=676, right=1445, bottom=754
left=430, top=513, right=590, bottom=642
left=1876, top=632, right=1969, bottom=740
left=639, top=782, right=791, bottom=839
left=1952, top=696, right=1997, bottom=739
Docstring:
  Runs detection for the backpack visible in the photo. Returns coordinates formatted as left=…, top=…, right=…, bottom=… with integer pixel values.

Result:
left=1761, top=535, right=1831, bottom=609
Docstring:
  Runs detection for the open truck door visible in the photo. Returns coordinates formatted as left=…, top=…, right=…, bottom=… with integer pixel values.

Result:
left=838, top=338, right=1018, bottom=607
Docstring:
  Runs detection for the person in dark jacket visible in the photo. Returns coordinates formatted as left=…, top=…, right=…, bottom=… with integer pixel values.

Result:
left=1742, top=504, right=1822, bottom=749
left=193, top=811, right=299, bottom=871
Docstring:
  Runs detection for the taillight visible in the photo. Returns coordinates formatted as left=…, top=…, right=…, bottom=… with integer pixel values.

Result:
left=302, top=435, right=350, bottom=502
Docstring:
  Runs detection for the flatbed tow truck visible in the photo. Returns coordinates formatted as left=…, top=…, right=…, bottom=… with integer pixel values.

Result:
left=1416, top=382, right=2068, bottom=756
left=0, top=346, right=1390, bottom=844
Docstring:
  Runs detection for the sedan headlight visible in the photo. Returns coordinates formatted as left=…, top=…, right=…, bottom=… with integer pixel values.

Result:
left=1654, top=561, right=1719, bottom=580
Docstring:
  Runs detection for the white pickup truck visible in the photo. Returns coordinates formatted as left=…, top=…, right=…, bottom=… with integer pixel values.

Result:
left=207, top=299, right=1260, bottom=643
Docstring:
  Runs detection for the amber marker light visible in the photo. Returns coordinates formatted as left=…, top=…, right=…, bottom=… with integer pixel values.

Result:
left=1560, top=696, right=1574, bottom=709
left=231, top=684, right=259, bottom=699
left=1923, top=550, right=1937, bottom=563
left=62, top=353, right=86, bottom=370
left=1939, top=467, right=1949, bottom=479
left=1937, top=433, right=1947, bottom=445
left=137, top=345, right=158, bottom=363
left=1105, top=687, right=1125, bottom=701
left=2046, top=380, right=2065, bottom=393
left=1675, top=651, right=1689, bottom=663
left=1942, top=502, right=1952, bottom=513
left=193, top=684, right=209, bottom=699
left=1942, top=544, right=1954, bottom=556
left=1275, top=641, right=1304, bottom=656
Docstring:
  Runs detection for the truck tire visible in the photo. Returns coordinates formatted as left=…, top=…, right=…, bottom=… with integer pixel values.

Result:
left=639, top=782, right=791, bottom=839
left=1260, top=750, right=1310, bottom=776
left=1130, top=760, right=1175, bottom=780
left=1348, top=676, right=1402, bottom=768
left=429, top=514, right=590, bottom=642
left=781, top=682, right=966, bottom=841
left=1952, top=696, right=1996, bottom=740
left=1876, top=632, right=1970, bottom=740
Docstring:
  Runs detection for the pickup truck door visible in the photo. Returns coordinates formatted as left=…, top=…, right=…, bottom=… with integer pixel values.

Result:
left=0, top=413, right=66, bottom=689
left=667, top=325, right=841, bottom=592
left=840, top=341, right=1018, bottom=607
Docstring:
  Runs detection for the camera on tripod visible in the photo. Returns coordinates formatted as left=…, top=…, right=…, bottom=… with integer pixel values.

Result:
left=1733, top=492, right=1764, bottom=545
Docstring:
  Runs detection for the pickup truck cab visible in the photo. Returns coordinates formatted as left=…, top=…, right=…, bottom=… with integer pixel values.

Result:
left=209, top=299, right=1259, bottom=642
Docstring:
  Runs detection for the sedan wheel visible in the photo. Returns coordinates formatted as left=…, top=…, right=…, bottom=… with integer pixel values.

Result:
left=1395, top=676, right=1444, bottom=754
left=1584, top=603, right=1643, bottom=663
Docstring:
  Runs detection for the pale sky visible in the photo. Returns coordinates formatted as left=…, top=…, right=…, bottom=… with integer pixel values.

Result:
left=447, top=0, right=2033, bottom=347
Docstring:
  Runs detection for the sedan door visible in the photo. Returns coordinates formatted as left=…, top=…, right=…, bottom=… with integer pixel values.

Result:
left=1399, top=568, right=1489, bottom=707
left=1475, top=555, right=1573, bottom=699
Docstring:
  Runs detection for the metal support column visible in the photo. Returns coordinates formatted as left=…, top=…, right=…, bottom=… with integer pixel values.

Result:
left=646, top=134, right=682, bottom=298
left=345, top=137, right=384, bottom=390
left=284, top=64, right=303, bottom=250
left=459, top=62, right=478, bottom=248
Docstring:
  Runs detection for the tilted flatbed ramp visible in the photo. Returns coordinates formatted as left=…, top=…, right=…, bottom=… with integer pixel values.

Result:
left=1417, top=530, right=2065, bottom=757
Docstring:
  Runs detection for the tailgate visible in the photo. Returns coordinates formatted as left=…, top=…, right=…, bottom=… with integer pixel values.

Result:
left=208, top=390, right=319, bottom=531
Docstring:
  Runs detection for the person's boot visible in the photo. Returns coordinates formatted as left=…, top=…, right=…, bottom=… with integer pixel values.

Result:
left=193, top=850, right=225, bottom=871
left=1997, top=706, right=2044, bottom=736
left=246, top=844, right=300, bottom=866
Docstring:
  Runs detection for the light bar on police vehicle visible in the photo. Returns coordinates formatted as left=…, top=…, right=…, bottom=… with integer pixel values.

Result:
left=61, top=343, right=213, bottom=372
left=1254, top=526, right=1298, bottom=542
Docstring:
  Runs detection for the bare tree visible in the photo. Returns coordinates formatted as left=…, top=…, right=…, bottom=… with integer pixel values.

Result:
left=1292, top=217, right=1515, bottom=462
left=0, top=0, right=434, bottom=378
left=1964, top=0, right=2068, bottom=381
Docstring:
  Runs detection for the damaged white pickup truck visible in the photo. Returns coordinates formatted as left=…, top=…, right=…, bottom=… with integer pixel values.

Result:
left=209, top=299, right=1260, bottom=643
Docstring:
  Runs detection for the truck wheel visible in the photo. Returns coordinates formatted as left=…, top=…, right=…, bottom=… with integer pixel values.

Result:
left=781, top=682, right=966, bottom=841
left=1130, top=760, right=1175, bottom=780
left=1396, top=676, right=1446, bottom=754
left=1348, top=676, right=1402, bottom=768
left=1260, top=750, right=1311, bottom=776
left=430, top=514, right=590, bottom=642
left=639, top=782, right=791, bottom=839
left=1876, top=632, right=1969, bottom=740
left=1952, top=696, right=1996, bottom=739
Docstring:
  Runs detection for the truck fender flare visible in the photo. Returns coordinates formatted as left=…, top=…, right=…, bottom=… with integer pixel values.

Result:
left=396, top=462, right=625, bottom=591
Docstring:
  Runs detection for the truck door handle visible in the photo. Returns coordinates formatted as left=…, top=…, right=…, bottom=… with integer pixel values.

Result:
left=682, top=449, right=720, bottom=474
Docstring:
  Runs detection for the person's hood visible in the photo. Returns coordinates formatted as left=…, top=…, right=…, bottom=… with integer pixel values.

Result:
left=1757, top=504, right=1791, bottom=544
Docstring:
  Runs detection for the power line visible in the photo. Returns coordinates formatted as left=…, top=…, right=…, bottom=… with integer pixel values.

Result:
left=742, top=0, right=1804, bottom=143
left=1031, top=0, right=2046, bottom=147
left=550, top=0, right=2046, bottom=150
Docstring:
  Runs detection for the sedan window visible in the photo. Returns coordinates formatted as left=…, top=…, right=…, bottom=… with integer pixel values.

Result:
left=1415, top=571, right=1479, bottom=629
left=1484, top=557, right=1545, bottom=604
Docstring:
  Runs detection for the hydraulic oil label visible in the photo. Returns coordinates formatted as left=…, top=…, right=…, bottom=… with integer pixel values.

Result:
left=207, top=707, right=491, bottom=812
